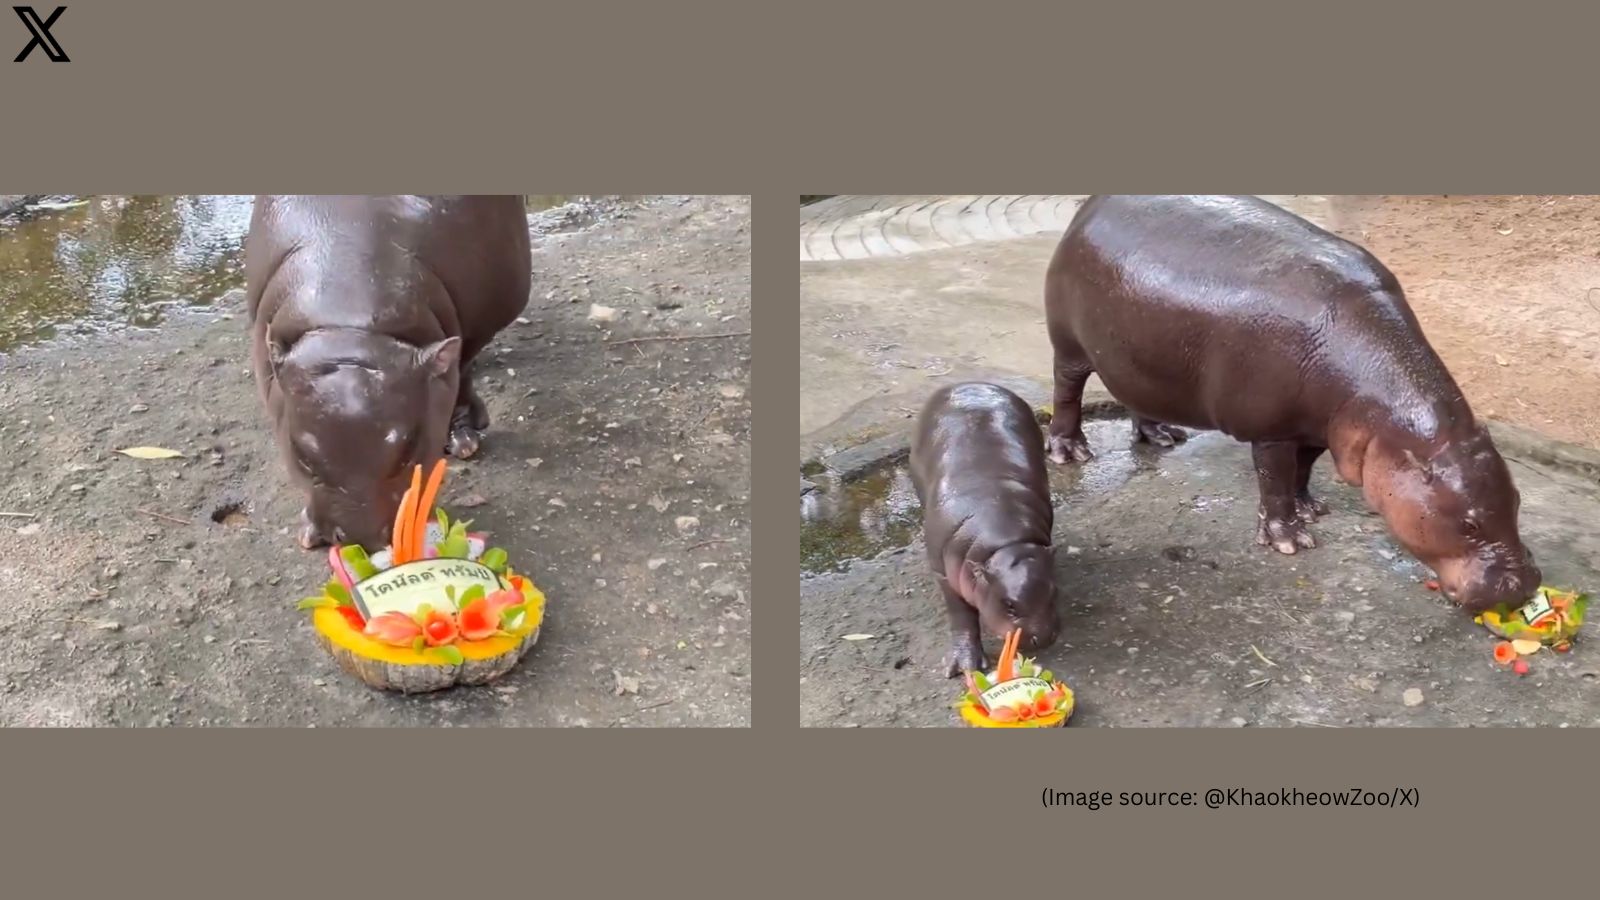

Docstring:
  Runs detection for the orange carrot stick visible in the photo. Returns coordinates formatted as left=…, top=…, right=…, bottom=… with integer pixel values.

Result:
left=996, top=629, right=1019, bottom=681
left=411, top=458, right=448, bottom=561
left=391, top=483, right=413, bottom=562
left=394, top=465, right=422, bottom=564
left=404, top=463, right=424, bottom=561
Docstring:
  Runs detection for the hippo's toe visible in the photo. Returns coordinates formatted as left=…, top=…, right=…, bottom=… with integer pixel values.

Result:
left=1295, top=492, right=1330, bottom=522
left=447, top=425, right=482, bottom=460
left=1132, top=418, right=1188, bottom=448
left=1256, top=513, right=1317, bottom=555
left=945, top=641, right=989, bottom=679
left=296, top=510, right=335, bottom=550
left=1047, top=431, right=1095, bottom=465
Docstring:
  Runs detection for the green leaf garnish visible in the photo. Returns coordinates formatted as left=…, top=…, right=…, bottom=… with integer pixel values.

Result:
left=412, top=635, right=426, bottom=654
left=433, top=645, right=464, bottom=666
left=324, top=582, right=353, bottom=608
left=972, top=671, right=992, bottom=691
left=296, top=596, right=335, bottom=610
left=444, top=584, right=457, bottom=605
left=458, top=584, right=486, bottom=607
left=439, top=521, right=470, bottom=559
left=480, top=547, right=509, bottom=574
left=500, top=603, right=528, bottom=631
left=339, top=545, right=378, bottom=581
left=1040, top=670, right=1054, bottom=683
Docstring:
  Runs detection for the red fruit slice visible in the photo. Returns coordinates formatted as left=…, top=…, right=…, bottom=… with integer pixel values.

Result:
left=337, top=606, right=366, bottom=630
left=1512, top=659, right=1530, bottom=676
left=422, top=609, right=459, bottom=646
left=1034, top=695, right=1055, bottom=717
left=457, top=597, right=499, bottom=641
left=987, top=706, right=1018, bottom=723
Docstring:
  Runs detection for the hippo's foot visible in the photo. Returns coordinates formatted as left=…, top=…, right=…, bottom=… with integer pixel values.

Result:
left=297, top=509, right=334, bottom=550
left=447, top=424, right=482, bottom=460
left=1047, top=430, right=1095, bottom=465
left=1255, top=512, right=1317, bottom=555
left=446, top=394, right=488, bottom=459
left=944, top=640, right=989, bottom=679
left=1295, top=492, right=1330, bottom=522
left=1131, top=418, right=1188, bottom=448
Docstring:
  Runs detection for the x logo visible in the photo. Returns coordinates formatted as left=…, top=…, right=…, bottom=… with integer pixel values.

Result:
left=14, top=5, right=67, bottom=62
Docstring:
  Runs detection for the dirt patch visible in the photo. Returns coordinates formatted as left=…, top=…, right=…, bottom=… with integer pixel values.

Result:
left=1326, top=195, right=1600, bottom=449
left=0, top=195, right=751, bottom=727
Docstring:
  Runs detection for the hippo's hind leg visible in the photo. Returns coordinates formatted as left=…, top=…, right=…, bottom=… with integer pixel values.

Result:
left=1295, top=445, right=1330, bottom=521
left=939, top=576, right=988, bottom=678
left=1253, top=441, right=1318, bottom=555
left=446, top=359, right=491, bottom=459
left=1046, top=348, right=1096, bottom=464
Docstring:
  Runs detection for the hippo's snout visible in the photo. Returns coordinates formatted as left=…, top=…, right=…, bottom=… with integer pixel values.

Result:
left=1015, top=611, right=1062, bottom=654
left=1441, top=549, right=1542, bottom=614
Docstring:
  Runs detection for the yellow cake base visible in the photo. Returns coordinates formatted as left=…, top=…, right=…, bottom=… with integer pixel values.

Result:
left=956, top=686, right=1075, bottom=728
left=312, top=575, right=546, bottom=694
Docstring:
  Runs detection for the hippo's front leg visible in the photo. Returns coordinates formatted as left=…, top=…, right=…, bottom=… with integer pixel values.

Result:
left=939, top=576, right=988, bottom=678
left=1252, top=440, right=1317, bottom=555
left=446, top=360, right=491, bottom=459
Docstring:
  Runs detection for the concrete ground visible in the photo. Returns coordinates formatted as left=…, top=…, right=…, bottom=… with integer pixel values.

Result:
left=799, top=194, right=1600, bottom=728
left=0, top=195, right=750, bottom=727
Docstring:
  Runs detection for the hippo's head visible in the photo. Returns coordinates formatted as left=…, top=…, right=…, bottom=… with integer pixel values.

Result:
left=964, top=545, right=1061, bottom=652
left=1364, top=428, right=1541, bottom=613
left=268, top=329, right=461, bottom=550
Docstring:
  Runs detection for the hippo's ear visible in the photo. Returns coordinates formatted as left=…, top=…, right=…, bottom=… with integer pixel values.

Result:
left=417, top=336, right=463, bottom=377
left=963, top=559, right=988, bottom=589
left=1402, top=448, right=1435, bottom=484
left=266, top=337, right=291, bottom=371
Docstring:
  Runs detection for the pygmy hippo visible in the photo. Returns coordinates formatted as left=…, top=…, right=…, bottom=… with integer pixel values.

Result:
left=910, top=382, right=1062, bottom=677
left=1044, top=194, right=1539, bottom=613
left=246, top=195, right=531, bottom=550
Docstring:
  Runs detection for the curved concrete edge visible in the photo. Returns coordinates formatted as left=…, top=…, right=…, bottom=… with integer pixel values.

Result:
left=1486, top=420, right=1600, bottom=481
left=801, top=195, right=1083, bottom=262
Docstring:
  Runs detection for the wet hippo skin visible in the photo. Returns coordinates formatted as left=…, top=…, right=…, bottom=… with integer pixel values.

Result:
left=910, top=382, right=1062, bottom=677
left=1044, top=194, right=1540, bottom=613
left=246, top=195, right=531, bottom=550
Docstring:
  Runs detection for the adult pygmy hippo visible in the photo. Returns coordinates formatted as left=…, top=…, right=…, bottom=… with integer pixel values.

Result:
left=246, top=195, right=531, bottom=550
left=910, top=382, right=1062, bottom=677
left=1044, top=194, right=1540, bottom=613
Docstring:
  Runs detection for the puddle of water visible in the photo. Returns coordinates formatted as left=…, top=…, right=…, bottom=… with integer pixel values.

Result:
left=799, top=417, right=1244, bottom=574
left=0, top=195, right=252, bottom=352
left=800, top=465, right=922, bottom=574
left=0, top=195, right=635, bottom=353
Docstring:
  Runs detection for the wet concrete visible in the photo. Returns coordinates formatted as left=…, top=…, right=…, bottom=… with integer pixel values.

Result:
left=800, top=414, right=1600, bottom=728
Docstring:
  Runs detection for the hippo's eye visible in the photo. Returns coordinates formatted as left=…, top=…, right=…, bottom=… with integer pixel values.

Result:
left=1463, top=518, right=1481, bottom=536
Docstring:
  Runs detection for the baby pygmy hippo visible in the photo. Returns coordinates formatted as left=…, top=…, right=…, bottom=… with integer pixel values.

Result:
left=246, top=195, right=531, bottom=550
left=910, top=382, right=1061, bottom=677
